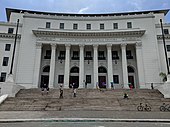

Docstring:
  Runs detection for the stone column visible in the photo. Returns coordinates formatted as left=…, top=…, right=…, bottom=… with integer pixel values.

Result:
left=49, top=44, right=56, bottom=88
left=107, top=44, right=113, bottom=88
left=136, top=42, right=145, bottom=88
left=64, top=44, right=70, bottom=88
left=33, top=43, right=42, bottom=88
left=79, top=45, right=84, bottom=88
left=93, top=45, right=98, bottom=87
left=121, top=43, right=129, bottom=89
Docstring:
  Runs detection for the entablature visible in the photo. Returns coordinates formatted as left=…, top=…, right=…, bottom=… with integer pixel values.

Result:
left=0, top=33, right=21, bottom=39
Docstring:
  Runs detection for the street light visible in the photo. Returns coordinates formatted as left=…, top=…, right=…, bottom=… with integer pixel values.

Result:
left=160, top=19, right=170, bottom=74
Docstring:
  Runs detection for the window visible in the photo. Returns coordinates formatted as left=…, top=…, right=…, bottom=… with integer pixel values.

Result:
left=43, top=66, right=50, bottom=72
left=58, top=75, right=64, bottom=83
left=86, top=75, right=91, bottom=83
left=85, top=51, right=92, bottom=60
left=60, top=23, right=64, bottom=29
left=44, top=50, right=51, bottom=59
left=73, top=24, right=78, bottom=29
left=2, top=57, right=9, bottom=66
left=167, top=45, right=170, bottom=52
left=59, top=51, right=65, bottom=59
left=72, top=51, right=79, bottom=60
left=113, top=75, right=119, bottom=84
left=127, top=22, right=132, bottom=28
left=46, top=22, right=51, bottom=28
left=98, top=51, right=105, bottom=60
left=86, top=24, right=91, bottom=30
left=164, top=29, right=169, bottom=34
left=0, top=72, right=6, bottom=82
left=113, top=23, right=118, bottom=29
left=70, top=67, right=79, bottom=73
left=112, top=51, right=119, bottom=59
left=100, top=24, right=104, bottom=30
left=126, top=50, right=133, bottom=59
left=5, top=44, right=11, bottom=51
left=8, top=28, right=14, bottom=34
left=98, top=67, right=107, bottom=73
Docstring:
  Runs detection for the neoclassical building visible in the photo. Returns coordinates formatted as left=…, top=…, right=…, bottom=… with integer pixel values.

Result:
left=0, top=8, right=170, bottom=89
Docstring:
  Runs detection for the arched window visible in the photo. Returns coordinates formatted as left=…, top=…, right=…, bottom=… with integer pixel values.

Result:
left=98, top=66, right=107, bottom=73
left=43, top=66, right=50, bottom=72
left=70, top=66, right=79, bottom=73
left=127, top=66, right=134, bottom=73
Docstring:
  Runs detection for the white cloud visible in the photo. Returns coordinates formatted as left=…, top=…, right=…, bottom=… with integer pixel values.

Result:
left=128, top=0, right=144, bottom=10
left=78, top=7, right=89, bottom=14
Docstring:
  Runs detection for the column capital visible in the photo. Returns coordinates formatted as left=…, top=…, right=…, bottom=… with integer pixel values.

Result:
left=93, top=44, right=98, bottom=49
left=51, top=43, right=56, bottom=49
left=65, top=44, right=71, bottom=49
left=121, top=43, right=127, bottom=48
left=136, top=42, right=142, bottom=48
left=107, top=44, right=112, bottom=49
left=79, top=44, right=84, bottom=49
left=36, top=43, right=42, bottom=49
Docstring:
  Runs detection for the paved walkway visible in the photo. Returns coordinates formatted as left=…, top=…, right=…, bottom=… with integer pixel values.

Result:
left=0, top=111, right=170, bottom=120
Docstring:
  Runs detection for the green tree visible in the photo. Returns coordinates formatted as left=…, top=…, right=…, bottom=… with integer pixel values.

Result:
left=159, top=72, right=167, bottom=82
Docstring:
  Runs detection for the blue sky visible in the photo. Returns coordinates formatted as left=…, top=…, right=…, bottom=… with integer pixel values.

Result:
left=0, top=0, right=170, bottom=22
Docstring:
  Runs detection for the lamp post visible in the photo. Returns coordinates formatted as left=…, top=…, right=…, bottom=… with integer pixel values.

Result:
left=160, top=19, right=170, bottom=74
left=10, top=19, right=19, bottom=75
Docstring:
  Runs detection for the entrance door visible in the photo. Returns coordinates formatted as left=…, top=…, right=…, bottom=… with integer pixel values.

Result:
left=41, top=75, right=49, bottom=88
left=98, top=76, right=106, bottom=88
left=128, top=76, right=135, bottom=88
left=69, top=76, right=79, bottom=88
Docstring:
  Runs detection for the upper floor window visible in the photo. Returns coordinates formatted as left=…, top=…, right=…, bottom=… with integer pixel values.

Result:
left=0, top=72, right=6, bottom=82
left=100, top=24, right=104, bottom=30
left=46, top=22, right=51, bottom=28
left=167, top=45, right=170, bottom=52
left=58, top=51, right=65, bottom=59
left=72, top=51, right=79, bottom=60
left=60, top=23, right=64, bottom=29
left=44, top=50, right=51, bottom=59
left=164, top=29, right=169, bottom=34
left=113, top=23, right=118, bottom=29
left=86, top=24, right=91, bottom=30
left=127, top=22, right=132, bottom=28
left=2, top=57, right=9, bottom=66
left=8, top=28, right=14, bottom=34
left=126, top=50, right=133, bottom=59
left=98, top=51, right=105, bottom=60
left=112, top=51, right=119, bottom=59
left=73, top=24, right=78, bottom=29
left=5, top=44, right=11, bottom=51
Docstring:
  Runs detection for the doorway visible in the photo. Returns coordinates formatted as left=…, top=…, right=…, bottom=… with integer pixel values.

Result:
left=69, top=76, right=79, bottom=88
left=41, top=75, right=49, bottom=88
left=98, top=76, right=106, bottom=88
left=128, top=76, right=135, bottom=88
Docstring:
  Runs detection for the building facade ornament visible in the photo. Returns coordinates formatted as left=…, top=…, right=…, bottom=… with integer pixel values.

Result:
left=136, top=42, right=142, bottom=48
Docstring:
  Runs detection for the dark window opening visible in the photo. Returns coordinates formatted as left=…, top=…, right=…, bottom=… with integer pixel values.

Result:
left=58, top=51, right=65, bottom=59
left=167, top=45, right=170, bottom=52
left=127, top=22, right=132, bottom=28
left=100, top=24, right=104, bottom=30
left=112, top=51, right=119, bottom=59
left=5, top=44, right=11, bottom=51
left=98, top=67, right=107, bottom=73
left=60, top=23, right=64, bottom=29
left=164, top=29, right=169, bottom=34
left=113, top=75, right=119, bottom=84
left=58, top=75, right=64, bottom=83
left=2, top=57, right=9, bottom=66
left=46, top=22, right=51, bottom=28
left=128, top=66, right=135, bottom=73
left=70, top=67, right=79, bottom=73
left=85, top=51, right=92, bottom=60
left=72, top=51, right=79, bottom=60
left=0, top=72, right=6, bottom=82
left=73, top=24, right=78, bottom=29
left=113, top=23, right=118, bottom=29
left=126, top=50, right=133, bottom=59
left=44, top=50, right=51, bottom=59
left=98, top=51, right=105, bottom=60
left=43, top=66, right=50, bottom=72
left=86, top=75, right=91, bottom=83
left=8, top=28, right=14, bottom=34
left=87, top=24, right=91, bottom=30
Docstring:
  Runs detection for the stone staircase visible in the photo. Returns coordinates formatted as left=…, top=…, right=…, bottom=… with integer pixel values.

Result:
left=0, top=88, right=169, bottom=111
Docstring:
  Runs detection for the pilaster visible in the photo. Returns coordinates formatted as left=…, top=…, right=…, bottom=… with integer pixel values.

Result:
left=93, top=44, right=98, bottom=87
left=79, top=45, right=84, bottom=88
left=107, top=44, right=113, bottom=88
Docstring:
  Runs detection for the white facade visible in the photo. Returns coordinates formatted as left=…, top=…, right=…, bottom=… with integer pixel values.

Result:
left=0, top=8, right=170, bottom=89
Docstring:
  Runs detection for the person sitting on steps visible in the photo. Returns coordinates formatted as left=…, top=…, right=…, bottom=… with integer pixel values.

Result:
left=124, top=93, right=128, bottom=99
left=41, top=83, right=49, bottom=95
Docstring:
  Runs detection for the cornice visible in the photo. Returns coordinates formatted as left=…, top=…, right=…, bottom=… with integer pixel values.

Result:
left=0, top=21, right=22, bottom=27
left=33, top=29, right=145, bottom=38
left=157, top=35, right=170, bottom=39
left=24, top=13, right=154, bottom=21
left=0, top=33, right=21, bottom=39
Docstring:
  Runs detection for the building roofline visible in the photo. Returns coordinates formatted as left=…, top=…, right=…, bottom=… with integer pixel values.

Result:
left=6, top=8, right=170, bottom=21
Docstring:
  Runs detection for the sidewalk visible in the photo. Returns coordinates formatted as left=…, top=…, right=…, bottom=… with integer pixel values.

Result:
left=0, top=111, right=170, bottom=122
